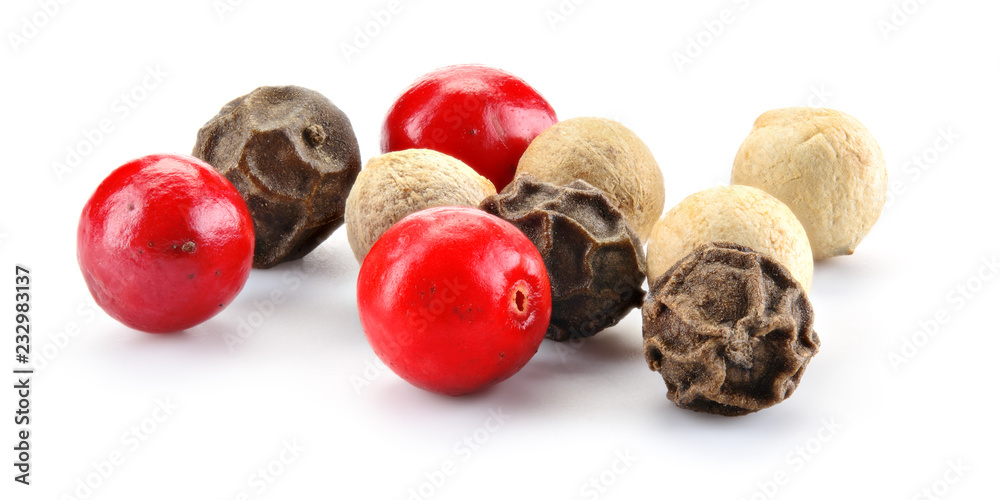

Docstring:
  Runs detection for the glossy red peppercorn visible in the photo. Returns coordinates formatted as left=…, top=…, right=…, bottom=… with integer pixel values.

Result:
left=357, top=206, right=552, bottom=396
left=381, top=64, right=558, bottom=191
left=77, top=154, right=255, bottom=333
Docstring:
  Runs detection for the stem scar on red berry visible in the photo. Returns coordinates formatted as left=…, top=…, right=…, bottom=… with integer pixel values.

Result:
left=509, top=279, right=529, bottom=317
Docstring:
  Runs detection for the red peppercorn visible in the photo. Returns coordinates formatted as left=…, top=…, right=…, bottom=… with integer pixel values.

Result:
left=381, top=64, right=558, bottom=191
left=357, top=206, right=552, bottom=396
left=77, top=154, right=255, bottom=333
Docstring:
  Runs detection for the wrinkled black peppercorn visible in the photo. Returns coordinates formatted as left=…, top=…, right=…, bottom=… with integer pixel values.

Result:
left=642, top=242, right=820, bottom=416
left=193, top=85, right=362, bottom=269
left=481, top=175, right=646, bottom=341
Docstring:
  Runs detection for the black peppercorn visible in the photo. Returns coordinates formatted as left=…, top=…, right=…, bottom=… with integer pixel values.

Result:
left=193, top=85, right=362, bottom=269
left=481, top=174, right=646, bottom=341
left=642, top=242, right=820, bottom=416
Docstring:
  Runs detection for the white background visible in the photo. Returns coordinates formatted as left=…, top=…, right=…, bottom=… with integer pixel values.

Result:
left=2, top=0, right=998, bottom=499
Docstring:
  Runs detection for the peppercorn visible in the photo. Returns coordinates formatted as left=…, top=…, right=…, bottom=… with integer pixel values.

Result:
left=481, top=175, right=646, bottom=341
left=514, top=117, right=665, bottom=242
left=732, top=107, right=887, bottom=259
left=345, top=149, right=496, bottom=264
left=642, top=242, right=820, bottom=416
left=193, top=85, right=362, bottom=269
left=647, top=185, right=813, bottom=291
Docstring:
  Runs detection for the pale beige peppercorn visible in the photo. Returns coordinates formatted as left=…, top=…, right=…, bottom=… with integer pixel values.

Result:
left=732, top=107, right=888, bottom=260
left=646, top=185, right=813, bottom=291
left=514, top=117, right=665, bottom=242
left=345, top=149, right=496, bottom=264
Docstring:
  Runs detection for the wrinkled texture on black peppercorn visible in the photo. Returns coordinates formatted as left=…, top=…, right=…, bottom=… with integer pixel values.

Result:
left=481, top=174, right=646, bottom=341
left=642, top=242, right=819, bottom=416
left=193, top=85, right=362, bottom=269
